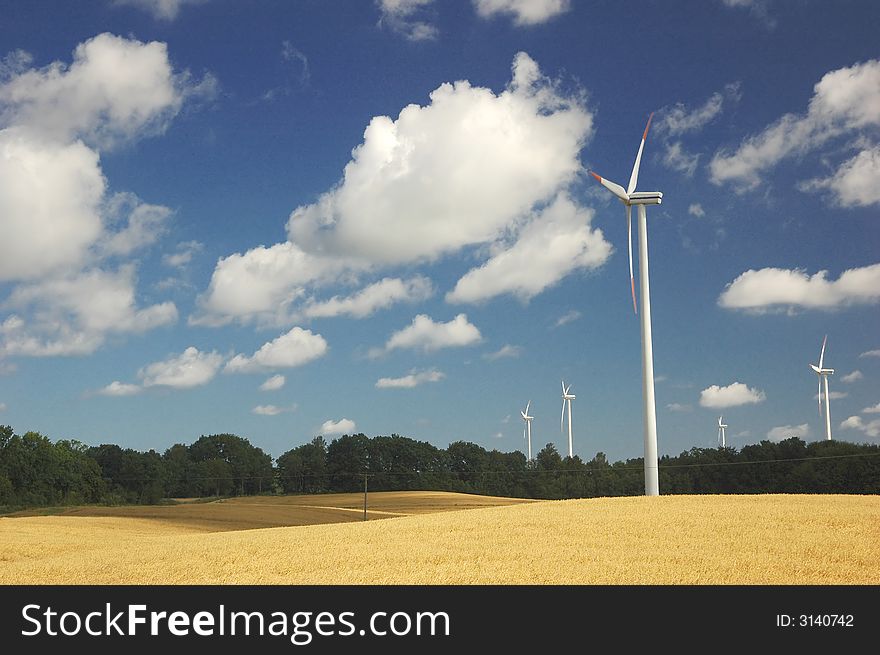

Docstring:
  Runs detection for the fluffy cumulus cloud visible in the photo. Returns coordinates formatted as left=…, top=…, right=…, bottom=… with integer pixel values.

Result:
left=225, top=327, right=328, bottom=373
left=377, top=0, right=438, bottom=41
left=841, top=370, right=863, bottom=383
left=699, top=382, right=766, bottom=408
left=259, top=374, right=286, bottom=391
left=766, top=423, right=809, bottom=442
left=96, top=381, right=142, bottom=396
left=446, top=193, right=611, bottom=303
left=800, top=146, right=880, bottom=207
left=710, top=60, right=880, bottom=190
left=321, top=418, right=356, bottom=435
left=473, top=0, right=571, bottom=25
left=840, top=415, right=880, bottom=438
left=860, top=349, right=880, bottom=358
left=196, top=52, right=597, bottom=327
left=114, top=0, right=208, bottom=21
left=1, top=267, right=177, bottom=357
left=376, top=368, right=445, bottom=388
left=373, top=314, right=481, bottom=356
left=302, top=276, right=433, bottom=320
left=718, top=263, right=880, bottom=312
left=139, top=347, right=223, bottom=389
left=0, top=34, right=210, bottom=359
left=863, top=402, right=880, bottom=414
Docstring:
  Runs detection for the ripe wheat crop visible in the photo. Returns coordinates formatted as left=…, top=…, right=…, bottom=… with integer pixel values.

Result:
left=1, top=494, right=877, bottom=584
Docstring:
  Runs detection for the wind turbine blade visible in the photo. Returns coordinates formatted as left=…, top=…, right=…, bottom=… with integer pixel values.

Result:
left=525, top=400, right=531, bottom=415
left=590, top=171, right=628, bottom=202
left=626, top=205, right=637, bottom=314
left=819, top=334, right=827, bottom=370
left=627, top=113, right=653, bottom=194
left=561, top=400, right=566, bottom=433
left=818, top=378, right=823, bottom=416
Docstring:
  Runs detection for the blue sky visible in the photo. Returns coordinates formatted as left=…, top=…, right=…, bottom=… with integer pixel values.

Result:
left=0, top=0, right=878, bottom=463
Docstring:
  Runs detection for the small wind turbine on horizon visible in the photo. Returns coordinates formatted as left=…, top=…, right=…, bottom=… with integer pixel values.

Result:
left=590, top=113, right=663, bottom=496
left=718, top=416, right=728, bottom=448
left=521, top=400, right=534, bottom=461
left=561, top=381, right=575, bottom=458
left=810, top=335, right=835, bottom=441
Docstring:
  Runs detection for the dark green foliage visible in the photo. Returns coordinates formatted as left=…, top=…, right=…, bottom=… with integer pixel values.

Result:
left=1, top=422, right=878, bottom=510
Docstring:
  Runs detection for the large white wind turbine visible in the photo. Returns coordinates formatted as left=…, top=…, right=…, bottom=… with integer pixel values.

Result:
left=560, top=381, right=575, bottom=458
left=718, top=416, right=728, bottom=448
left=810, top=335, right=835, bottom=441
left=590, top=114, right=663, bottom=496
left=521, top=401, right=534, bottom=461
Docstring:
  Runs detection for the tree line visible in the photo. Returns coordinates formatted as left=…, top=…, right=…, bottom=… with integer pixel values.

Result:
left=1, top=424, right=878, bottom=508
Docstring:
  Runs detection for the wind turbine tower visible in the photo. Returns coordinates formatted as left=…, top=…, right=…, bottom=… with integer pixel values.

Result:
left=521, top=401, right=534, bottom=461
left=561, top=381, right=575, bottom=458
left=590, top=114, right=663, bottom=496
left=810, top=335, right=835, bottom=441
left=718, top=416, right=728, bottom=448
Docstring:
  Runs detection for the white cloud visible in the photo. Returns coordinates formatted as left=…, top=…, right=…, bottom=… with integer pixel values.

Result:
left=657, top=90, right=728, bottom=137
left=191, top=242, right=349, bottom=327
left=0, top=34, right=209, bottom=359
left=139, top=347, right=223, bottom=389
left=377, top=0, right=438, bottom=41
left=0, top=131, right=105, bottom=281
left=259, top=374, right=286, bottom=391
left=376, top=369, right=445, bottom=388
left=860, top=349, right=880, bottom=358
left=710, top=60, right=880, bottom=189
left=0, top=402, right=6, bottom=412
left=840, top=415, right=880, bottom=438
left=699, top=382, right=766, bottom=408
left=96, top=381, right=142, bottom=396
left=801, top=145, right=880, bottom=207
left=666, top=403, right=693, bottom=413
left=841, top=370, right=863, bottom=383
left=814, top=391, right=848, bottom=401
left=199, top=53, right=592, bottom=327
left=252, top=403, right=297, bottom=416
left=302, top=276, right=433, bottom=320
left=482, top=344, right=522, bottom=361
left=473, top=0, right=571, bottom=25
left=718, top=263, right=880, bottom=311
left=163, top=240, right=203, bottom=268
left=114, top=0, right=207, bottom=21
left=374, top=314, right=481, bottom=356
left=446, top=193, right=611, bottom=303
left=321, top=418, right=356, bottom=435
left=766, top=423, right=809, bottom=442
left=553, top=310, right=581, bottom=327
left=863, top=403, right=880, bottom=414
left=662, top=141, right=699, bottom=177
left=688, top=203, right=705, bottom=217
left=225, top=327, right=328, bottom=373
left=287, top=52, right=591, bottom=265
left=2, top=267, right=177, bottom=357
left=0, top=33, right=211, bottom=148
left=281, top=41, right=310, bottom=86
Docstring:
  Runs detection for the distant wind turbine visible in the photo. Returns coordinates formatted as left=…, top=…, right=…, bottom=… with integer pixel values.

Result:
left=718, top=416, right=728, bottom=448
left=521, top=401, right=534, bottom=461
left=590, top=114, right=663, bottom=496
left=560, top=381, right=575, bottom=458
left=810, top=335, right=835, bottom=441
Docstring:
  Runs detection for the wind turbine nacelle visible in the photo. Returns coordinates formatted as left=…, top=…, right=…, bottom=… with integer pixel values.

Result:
left=628, top=191, right=663, bottom=205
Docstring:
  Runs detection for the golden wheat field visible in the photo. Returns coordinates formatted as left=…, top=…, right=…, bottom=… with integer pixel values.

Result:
left=1, top=493, right=878, bottom=584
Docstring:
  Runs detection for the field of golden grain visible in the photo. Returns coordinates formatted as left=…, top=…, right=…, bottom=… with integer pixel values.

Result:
left=1, top=493, right=878, bottom=584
